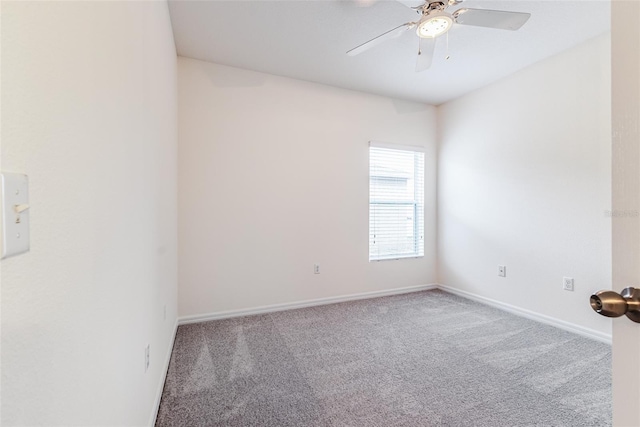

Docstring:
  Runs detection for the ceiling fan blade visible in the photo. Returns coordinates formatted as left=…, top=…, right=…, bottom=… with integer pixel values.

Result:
left=347, top=22, right=416, bottom=56
left=453, top=8, right=531, bottom=31
left=416, top=37, right=436, bottom=72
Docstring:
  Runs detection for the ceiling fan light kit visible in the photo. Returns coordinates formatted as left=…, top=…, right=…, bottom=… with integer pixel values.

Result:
left=347, top=0, right=531, bottom=71
left=417, top=12, right=453, bottom=38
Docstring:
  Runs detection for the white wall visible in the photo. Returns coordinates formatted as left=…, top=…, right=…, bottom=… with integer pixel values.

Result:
left=1, top=2, right=178, bottom=426
left=178, top=58, right=437, bottom=317
left=437, top=34, right=612, bottom=335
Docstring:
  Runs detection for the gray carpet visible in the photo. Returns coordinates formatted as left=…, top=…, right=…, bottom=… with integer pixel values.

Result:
left=156, top=289, right=611, bottom=426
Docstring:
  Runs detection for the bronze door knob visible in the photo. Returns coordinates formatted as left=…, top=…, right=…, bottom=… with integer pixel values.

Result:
left=591, top=287, right=640, bottom=323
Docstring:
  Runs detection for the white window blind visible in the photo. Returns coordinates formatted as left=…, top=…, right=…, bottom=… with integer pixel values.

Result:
left=369, top=142, right=425, bottom=261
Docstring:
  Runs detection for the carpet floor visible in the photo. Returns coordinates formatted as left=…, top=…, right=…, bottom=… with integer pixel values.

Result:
left=156, top=289, right=611, bottom=426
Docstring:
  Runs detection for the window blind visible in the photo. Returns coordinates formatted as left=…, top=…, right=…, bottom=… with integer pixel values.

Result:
left=369, top=142, right=425, bottom=261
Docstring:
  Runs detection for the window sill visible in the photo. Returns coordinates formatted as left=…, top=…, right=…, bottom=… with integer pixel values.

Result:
left=369, top=255, right=424, bottom=262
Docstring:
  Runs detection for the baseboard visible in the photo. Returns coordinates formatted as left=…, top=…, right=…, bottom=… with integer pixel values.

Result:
left=176, top=282, right=611, bottom=344
left=178, top=283, right=438, bottom=325
left=437, top=284, right=612, bottom=345
left=149, top=318, right=179, bottom=427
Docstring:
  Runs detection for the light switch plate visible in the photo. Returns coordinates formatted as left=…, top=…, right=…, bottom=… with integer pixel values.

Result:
left=1, top=173, right=30, bottom=259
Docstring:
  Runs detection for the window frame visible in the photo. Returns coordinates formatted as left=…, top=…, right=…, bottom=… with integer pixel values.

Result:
left=368, top=141, right=425, bottom=262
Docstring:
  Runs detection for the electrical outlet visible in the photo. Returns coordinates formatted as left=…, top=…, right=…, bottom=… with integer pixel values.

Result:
left=145, top=344, right=150, bottom=372
left=498, top=265, right=506, bottom=277
left=314, top=264, right=320, bottom=274
left=563, top=277, right=574, bottom=291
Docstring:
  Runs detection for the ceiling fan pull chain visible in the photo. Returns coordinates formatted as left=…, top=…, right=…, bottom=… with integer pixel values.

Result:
left=445, top=31, right=450, bottom=60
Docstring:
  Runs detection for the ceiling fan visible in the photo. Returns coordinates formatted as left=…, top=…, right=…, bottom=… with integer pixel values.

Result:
left=346, top=0, right=531, bottom=71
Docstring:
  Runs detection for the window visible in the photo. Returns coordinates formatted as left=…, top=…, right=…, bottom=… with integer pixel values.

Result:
left=369, top=142, right=425, bottom=261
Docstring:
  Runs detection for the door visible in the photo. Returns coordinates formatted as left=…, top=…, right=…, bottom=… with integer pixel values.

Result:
left=611, top=1, right=640, bottom=425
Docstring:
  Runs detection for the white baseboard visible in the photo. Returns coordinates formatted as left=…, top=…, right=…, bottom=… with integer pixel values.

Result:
left=437, top=284, right=612, bottom=345
left=149, top=318, right=179, bottom=427
left=178, top=283, right=438, bottom=325
left=177, top=283, right=611, bottom=344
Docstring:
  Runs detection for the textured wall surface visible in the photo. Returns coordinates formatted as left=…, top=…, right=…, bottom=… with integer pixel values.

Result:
left=1, top=2, right=178, bottom=425
left=437, top=34, right=612, bottom=335
left=177, top=58, right=437, bottom=317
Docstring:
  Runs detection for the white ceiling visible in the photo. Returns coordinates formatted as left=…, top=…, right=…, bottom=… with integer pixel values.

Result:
left=168, top=0, right=610, bottom=105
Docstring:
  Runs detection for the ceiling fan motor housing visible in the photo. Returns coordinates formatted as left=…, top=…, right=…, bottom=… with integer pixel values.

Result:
left=421, top=1, right=447, bottom=14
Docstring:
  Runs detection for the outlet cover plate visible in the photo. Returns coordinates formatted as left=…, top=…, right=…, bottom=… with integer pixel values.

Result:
left=498, top=265, right=506, bottom=277
left=563, top=277, right=574, bottom=291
